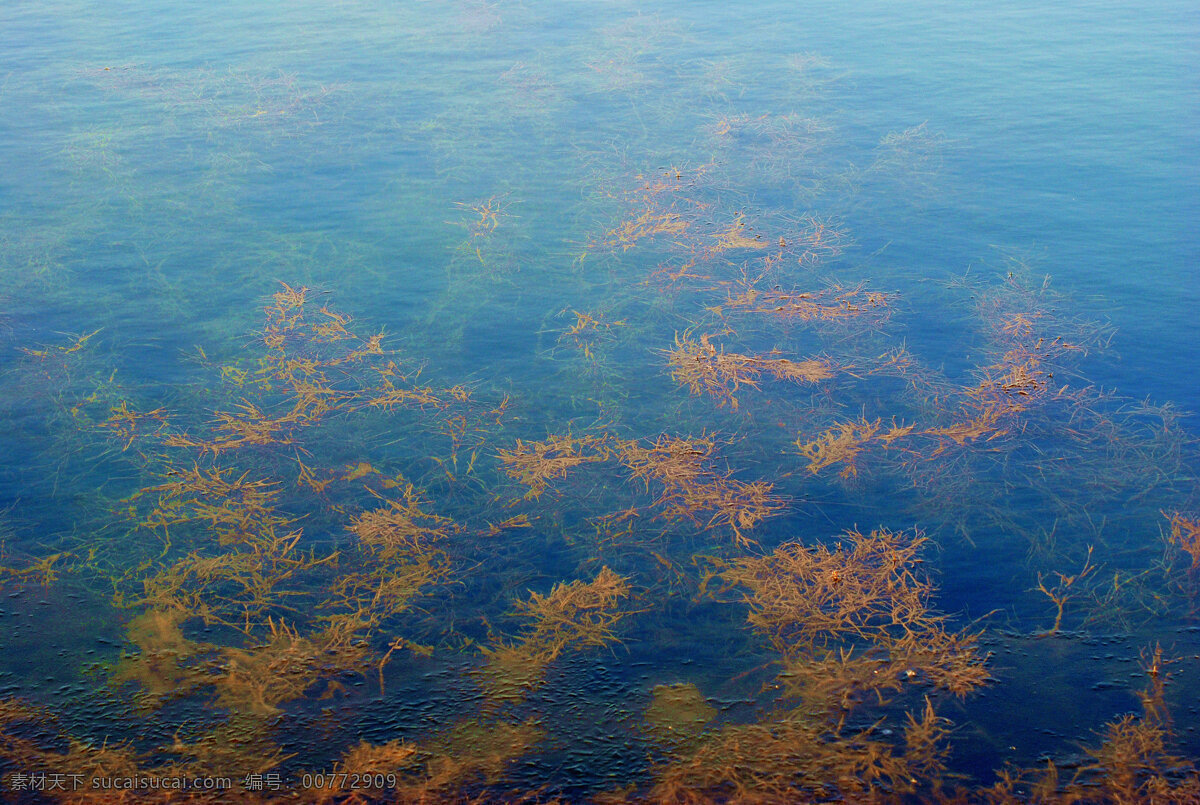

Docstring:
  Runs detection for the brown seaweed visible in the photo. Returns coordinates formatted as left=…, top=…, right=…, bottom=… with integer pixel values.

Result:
left=478, top=567, right=631, bottom=699
left=666, top=332, right=835, bottom=410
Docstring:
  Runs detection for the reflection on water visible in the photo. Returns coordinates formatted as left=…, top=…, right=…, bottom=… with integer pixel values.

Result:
left=1, top=0, right=1197, bottom=801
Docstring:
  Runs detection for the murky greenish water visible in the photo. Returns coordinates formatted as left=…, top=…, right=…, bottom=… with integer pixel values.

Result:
left=1, top=0, right=1198, bottom=801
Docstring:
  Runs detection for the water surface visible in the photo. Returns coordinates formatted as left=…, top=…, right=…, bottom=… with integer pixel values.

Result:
left=1, top=0, right=1197, bottom=801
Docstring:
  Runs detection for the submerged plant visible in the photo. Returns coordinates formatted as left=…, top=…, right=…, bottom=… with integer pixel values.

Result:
left=713, top=283, right=891, bottom=325
left=496, top=432, right=611, bottom=500
left=1164, top=511, right=1200, bottom=580
left=479, top=566, right=632, bottom=699
left=724, top=527, right=989, bottom=702
left=642, top=527, right=988, bottom=803
left=795, top=417, right=913, bottom=478
left=665, top=332, right=835, bottom=410
left=614, top=434, right=786, bottom=545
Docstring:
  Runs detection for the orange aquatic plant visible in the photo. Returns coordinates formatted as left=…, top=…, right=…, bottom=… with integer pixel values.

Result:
left=1163, top=511, right=1200, bottom=594
left=648, top=698, right=956, bottom=804
left=95, top=400, right=169, bottom=450
left=347, top=485, right=457, bottom=561
left=586, top=164, right=713, bottom=255
left=558, top=309, right=626, bottom=360
left=645, top=527, right=987, bottom=803
left=615, top=434, right=785, bottom=545
left=479, top=567, right=632, bottom=699
left=666, top=333, right=835, bottom=410
left=715, top=283, right=891, bottom=324
left=723, top=528, right=987, bottom=688
left=1165, top=511, right=1200, bottom=571
left=706, top=213, right=776, bottom=254
left=796, top=417, right=913, bottom=478
left=452, top=194, right=516, bottom=264
left=496, top=432, right=610, bottom=499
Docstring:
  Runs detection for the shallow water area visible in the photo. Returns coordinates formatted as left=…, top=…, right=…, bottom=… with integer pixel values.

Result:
left=1, top=0, right=1198, bottom=801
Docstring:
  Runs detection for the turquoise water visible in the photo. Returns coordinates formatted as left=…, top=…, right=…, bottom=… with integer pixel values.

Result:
left=1, top=0, right=1197, bottom=801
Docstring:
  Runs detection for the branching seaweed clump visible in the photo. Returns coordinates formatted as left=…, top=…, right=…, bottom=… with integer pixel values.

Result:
left=495, top=430, right=786, bottom=546
left=586, top=160, right=848, bottom=299
left=793, top=276, right=1098, bottom=479
left=0, top=284, right=594, bottom=799
left=795, top=416, right=914, bottom=478
left=95, top=287, right=515, bottom=724
left=1163, top=510, right=1200, bottom=600
left=479, top=566, right=632, bottom=699
left=726, top=527, right=990, bottom=704
left=647, top=537, right=1200, bottom=805
left=614, top=434, right=785, bottom=545
left=587, top=164, right=713, bottom=254
left=713, top=283, right=892, bottom=325
left=451, top=193, right=519, bottom=268
left=1164, top=511, right=1200, bottom=575
left=649, top=698, right=955, bottom=804
left=666, top=332, right=835, bottom=410
left=496, top=432, right=610, bottom=500
left=558, top=309, right=626, bottom=361
left=644, top=527, right=989, bottom=803
left=157, top=283, right=466, bottom=458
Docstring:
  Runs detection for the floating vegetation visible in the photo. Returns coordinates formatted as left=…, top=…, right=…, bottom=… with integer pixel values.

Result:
left=0, top=550, right=68, bottom=589
left=592, top=190, right=848, bottom=295
left=490, top=426, right=785, bottom=545
left=0, top=285, right=564, bottom=798
left=788, top=271, right=1115, bottom=482
left=320, top=716, right=546, bottom=802
left=94, top=400, right=170, bottom=451
left=722, top=527, right=989, bottom=700
left=587, top=164, right=712, bottom=255
left=17, top=328, right=103, bottom=362
left=1034, top=545, right=1099, bottom=635
left=3, top=153, right=1197, bottom=804
left=647, top=697, right=957, bottom=804
left=453, top=194, right=517, bottom=266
